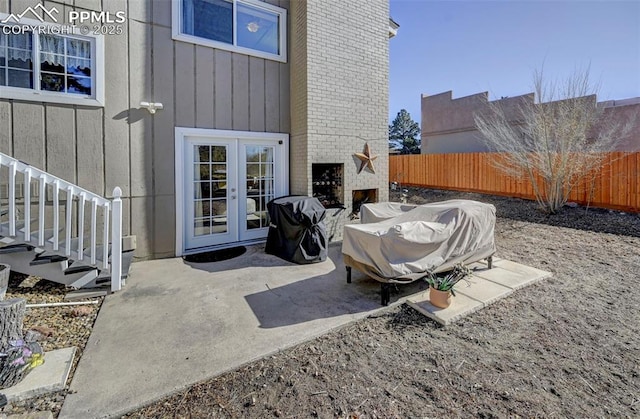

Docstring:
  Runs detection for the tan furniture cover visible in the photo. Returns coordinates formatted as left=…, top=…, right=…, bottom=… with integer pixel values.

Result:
left=342, top=200, right=496, bottom=283
left=359, top=202, right=419, bottom=223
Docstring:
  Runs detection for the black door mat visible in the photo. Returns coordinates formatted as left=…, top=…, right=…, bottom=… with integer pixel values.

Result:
left=183, top=246, right=247, bottom=263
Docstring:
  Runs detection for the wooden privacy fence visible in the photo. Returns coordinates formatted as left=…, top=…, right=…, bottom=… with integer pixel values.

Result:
left=389, top=152, right=640, bottom=213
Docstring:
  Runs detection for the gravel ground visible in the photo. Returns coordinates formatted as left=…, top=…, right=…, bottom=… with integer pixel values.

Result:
left=124, top=188, right=640, bottom=418
left=3, top=188, right=639, bottom=418
left=0, top=275, right=103, bottom=416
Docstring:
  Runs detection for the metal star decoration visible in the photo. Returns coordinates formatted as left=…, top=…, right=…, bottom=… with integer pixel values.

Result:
left=354, top=143, right=378, bottom=174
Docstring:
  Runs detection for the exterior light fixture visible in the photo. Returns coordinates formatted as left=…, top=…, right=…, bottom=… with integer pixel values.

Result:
left=140, top=101, right=163, bottom=114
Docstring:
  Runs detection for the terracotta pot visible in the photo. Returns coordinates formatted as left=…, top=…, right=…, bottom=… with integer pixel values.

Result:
left=429, top=287, right=452, bottom=308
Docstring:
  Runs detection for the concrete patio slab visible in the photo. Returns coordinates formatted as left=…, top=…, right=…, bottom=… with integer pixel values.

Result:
left=59, top=244, right=428, bottom=419
left=465, top=261, right=488, bottom=271
left=475, top=259, right=552, bottom=289
left=407, top=290, right=484, bottom=325
left=3, top=347, right=75, bottom=402
left=6, top=412, right=53, bottom=419
left=59, top=244, right=549, bottom=418
left=407, top=260, right=551, bottom=325
left=473, top=256, right=505, bottom=266
left=455, top=276, right=514, bottom=305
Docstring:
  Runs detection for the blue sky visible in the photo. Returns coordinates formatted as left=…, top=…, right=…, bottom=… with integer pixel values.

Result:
left=389, top=0, right=640, bottom=125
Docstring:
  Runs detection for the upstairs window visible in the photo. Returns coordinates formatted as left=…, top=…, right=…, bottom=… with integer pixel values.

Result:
left=174, top=0, right=287, bottom=63
left=0, top=18, right=103, bottom=106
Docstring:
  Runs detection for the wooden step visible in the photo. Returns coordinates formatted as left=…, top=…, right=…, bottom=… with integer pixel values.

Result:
left=0, top=234, right=132, bottom=289
left=69, top=269, right=101, bottom=289
left=30, top=252, right=68, bottom=266
left=0, top=220, right=29, bottom=237
left=64, top=264, right=99, bottom=275
left=0, top=249, right=98, bottom=289
left=0, top=243, right=35, bottom=254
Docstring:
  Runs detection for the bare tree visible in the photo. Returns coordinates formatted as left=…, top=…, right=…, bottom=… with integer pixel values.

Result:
left=474, top=68, right=634, bottom=213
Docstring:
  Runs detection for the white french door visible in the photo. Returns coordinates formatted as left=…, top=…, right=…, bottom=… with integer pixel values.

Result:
left=176, top=128, right=289, bottom=255
left=185, top=138, right=237, bottom=249
left=238, top=140, right=279, bottom=241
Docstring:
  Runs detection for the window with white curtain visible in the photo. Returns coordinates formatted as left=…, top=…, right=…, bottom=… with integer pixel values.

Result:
left=39, top=35, right=92, bottom=95
left=0, top=31, right=33, bottom=89
left=173, top=0, right=287, bottom=63
left=0, top=20, right=102, bottom=106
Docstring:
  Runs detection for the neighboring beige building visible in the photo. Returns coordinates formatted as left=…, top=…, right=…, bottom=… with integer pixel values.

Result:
left=0, top=0, right=395, bottom=260
left=421, top=90, right=640, bottom=154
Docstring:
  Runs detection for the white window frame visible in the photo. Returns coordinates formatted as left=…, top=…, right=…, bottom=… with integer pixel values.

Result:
left=0, top=15, right=105, bottom=107
left=172, top=0, right=287, bottom=63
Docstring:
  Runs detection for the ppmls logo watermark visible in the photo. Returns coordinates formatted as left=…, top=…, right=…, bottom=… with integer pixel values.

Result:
left=1, top=4, right=126, bottom=35
left=1, top=4, right=58, bottom=24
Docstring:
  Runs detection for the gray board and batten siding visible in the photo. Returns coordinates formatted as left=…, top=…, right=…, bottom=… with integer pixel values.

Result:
left=0, top=0, right=291, bottom=260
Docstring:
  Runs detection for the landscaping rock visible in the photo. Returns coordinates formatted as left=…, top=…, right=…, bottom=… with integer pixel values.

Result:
left=28, top=328, right=52, bottom=338
left=69, top=307, right=92, bottom=318
left=0, top=274, right=103, bottom=418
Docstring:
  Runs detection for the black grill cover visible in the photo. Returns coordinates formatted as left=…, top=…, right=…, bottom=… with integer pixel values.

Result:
left=265, top=196, right=328, bottom=264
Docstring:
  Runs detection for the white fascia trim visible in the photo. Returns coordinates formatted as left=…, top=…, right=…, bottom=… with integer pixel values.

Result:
left=171, top=0, right=287, bottom=63
left=172, top=32, right=286, bottom=63
left=175, top=128, right=185, bottom=257
left=0, top=87, right=104, bottom=106
left=177, top=127, right=289, bottom=142
left=93, top=34, right=105, bottom=106
left=282, top=134, right=290, bottom=197
left=389, top=18, right=399, bottom=38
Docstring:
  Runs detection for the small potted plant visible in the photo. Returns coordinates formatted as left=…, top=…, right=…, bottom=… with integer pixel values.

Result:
left=424, top=263, right=471, bottom=308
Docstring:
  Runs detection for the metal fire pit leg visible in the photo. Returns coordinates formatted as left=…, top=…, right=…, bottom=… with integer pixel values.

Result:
left=487, top=255, right=493, bottom=269
left=381, top=283, right=390, bottom=306
left=346, top=266, right=352, bottom=283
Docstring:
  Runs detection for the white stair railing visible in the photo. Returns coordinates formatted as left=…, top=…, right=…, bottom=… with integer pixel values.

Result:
left=0, top=152, right=124, bottom=292
left=111, top=188, right=123, bottom=290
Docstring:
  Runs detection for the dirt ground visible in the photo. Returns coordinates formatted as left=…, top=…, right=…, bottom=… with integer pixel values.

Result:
left=126, top=188, right=640, bottom=418
left=1, top=275, right=103, bottom=415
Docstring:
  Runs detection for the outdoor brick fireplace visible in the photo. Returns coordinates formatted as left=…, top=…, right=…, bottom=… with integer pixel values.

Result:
left=312, top=163, right=344, bottom=209
left=352, top=189, right=378, bottom=218
left=288, top=0, right=390, bottom=241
